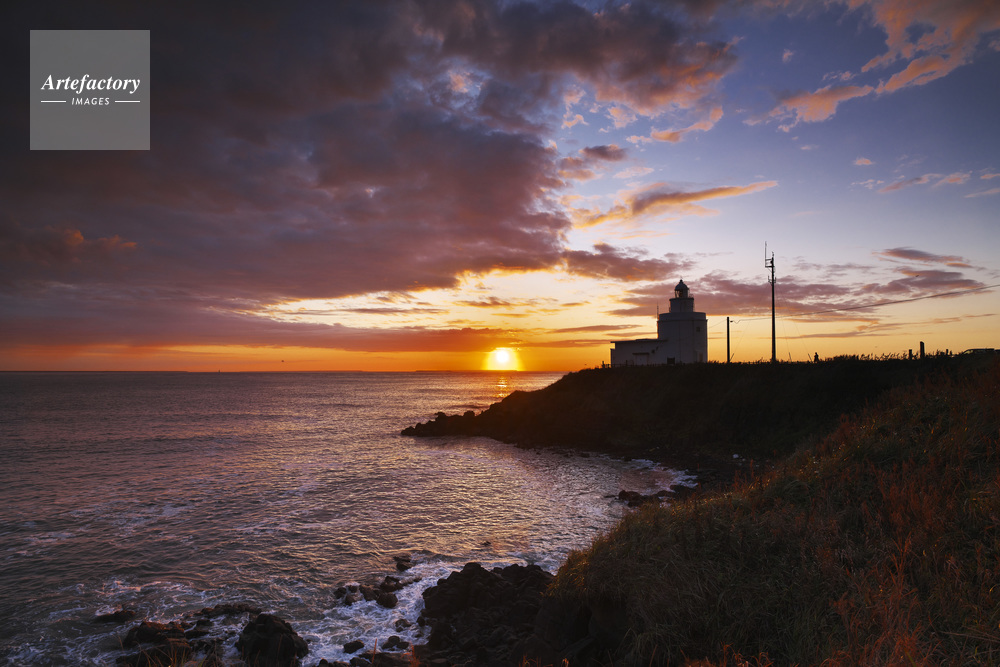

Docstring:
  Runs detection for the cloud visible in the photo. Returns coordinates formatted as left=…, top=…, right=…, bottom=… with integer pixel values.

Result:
left=966, top=187, right=1000, bottom=198
left=854, top=157, right=874, bottom=166
left=649, top=106, right=724, bottom=143
left=782, top=49, right=795, bottom=63
left=581, top=145, right=628, bottom=161
left=0, top=220, right=136, bottom=268
left=575, top=180, right=778, bottom=227
left=559, top=144, right=628, bottom=180
left=878, top=172, right=970, bottom=192
left=561, top=244, right=692, bottom=282
left=878, top=174, right=936, bottom=193
left=754, top=84, right=874, bottom=130
left=609, top=256, right=987, bottom=323
left=860, top=0, right=1000, bottom=94
left=423, top=0, right=737, bottom=115
left=875, top=247, right=972, bottom=268
left=608, top=106, right=637, bottom=128
left=614, top=166, right=655, bottom=180
left=937, top=171, right=971, bottom=186
left=753, top=1, right=1000, bottom=127
left=871, top=268, right=985, bottom=296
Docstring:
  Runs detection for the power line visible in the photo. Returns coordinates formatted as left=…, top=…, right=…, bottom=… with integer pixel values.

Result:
left=732, top=282, right=1000, bottom=323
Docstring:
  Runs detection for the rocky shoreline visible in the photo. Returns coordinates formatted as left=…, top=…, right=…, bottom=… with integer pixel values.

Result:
left=98, top=470, right=720, bottom=667
left=97, top=557, right=563, bottom=667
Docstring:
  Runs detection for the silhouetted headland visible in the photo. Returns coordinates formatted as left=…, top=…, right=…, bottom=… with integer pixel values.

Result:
left=403, top=354, right=996, bottom=488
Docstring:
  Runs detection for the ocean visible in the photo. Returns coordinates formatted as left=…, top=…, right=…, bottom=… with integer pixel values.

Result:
left=0, top=371, right=689, bottom=665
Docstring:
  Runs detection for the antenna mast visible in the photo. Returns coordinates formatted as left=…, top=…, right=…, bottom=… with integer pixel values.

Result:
left=765, top=245, right=776, bottom=363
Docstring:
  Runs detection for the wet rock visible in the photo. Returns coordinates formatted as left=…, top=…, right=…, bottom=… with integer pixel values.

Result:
left=392, top=555, right=412, bottom=572
left=343, top=640, right=365, bottom=654
left=197, top=601, right=263, bottom=618
left=380, top=576, right=403, bottom=593
left=416, top=561, right=553, bottom=666
left=376, top=591, right=398, bottom=609
left=118, top=621, right=191, bottom=667
left=94, top=607, right=138, bottom=624
left=235, top=613, right=308, bottom=667
left=184, top=618, right=213, bottom=639
left=393, top=618, right=412, bottom=632
left=617, top=489, right=663, bottom=507
left=381, top=635, right=408, bottom=651
left=122, top=620, right=187, bottom=647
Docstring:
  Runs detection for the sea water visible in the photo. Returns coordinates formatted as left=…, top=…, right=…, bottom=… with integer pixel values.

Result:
left=0, top=372, right=689, bottom=665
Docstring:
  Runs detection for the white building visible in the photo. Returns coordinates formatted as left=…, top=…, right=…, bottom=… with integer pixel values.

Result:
left=610, top=280, right=708, bottom=365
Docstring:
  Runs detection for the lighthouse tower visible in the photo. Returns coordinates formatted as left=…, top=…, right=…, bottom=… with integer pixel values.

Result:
left=609, top=279, right=708, bottom=365
left=656, top=280, right=708, bottom=363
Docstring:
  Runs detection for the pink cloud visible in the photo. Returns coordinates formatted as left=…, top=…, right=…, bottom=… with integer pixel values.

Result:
left=877, top=174, right=936, bottom=193
left=576, top=180, right=778, bottom=227
left=757, top=84, right=874, bottom=130
left=858, top=0, right=1000, bottom=95
left=966, top=187, right=1000, bottom=198
left=650, top=106, right=724, bottom=143
left=875, top=247, right=972, bottom=268
left=878, top=171, right=970, bottom=193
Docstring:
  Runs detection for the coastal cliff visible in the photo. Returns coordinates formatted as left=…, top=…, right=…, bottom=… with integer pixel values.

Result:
left=404, top=355, right=991, bottom=467
left=404, top=355, right=1000, bottom=666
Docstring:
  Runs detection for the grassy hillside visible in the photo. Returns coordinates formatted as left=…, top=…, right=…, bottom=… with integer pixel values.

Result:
left=545, top=357, right=1000, bottom=665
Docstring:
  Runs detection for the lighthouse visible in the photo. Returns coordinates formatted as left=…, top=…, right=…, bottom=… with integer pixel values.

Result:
left=609, top=280, right=708, bottom=365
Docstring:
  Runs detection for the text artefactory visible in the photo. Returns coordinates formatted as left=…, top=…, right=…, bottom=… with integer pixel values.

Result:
left=41, top=74, right=141, bottom=96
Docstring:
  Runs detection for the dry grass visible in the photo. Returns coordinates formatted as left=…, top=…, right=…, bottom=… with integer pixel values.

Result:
left=553, top=359, right=1000, bottom=665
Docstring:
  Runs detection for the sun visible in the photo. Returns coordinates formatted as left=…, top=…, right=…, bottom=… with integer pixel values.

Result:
left=485, top=347, right=521, bottom=371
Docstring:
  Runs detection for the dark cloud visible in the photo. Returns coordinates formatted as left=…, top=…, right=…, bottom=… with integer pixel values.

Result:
left=421, top=0, right=735, bottom=113
left=610, top=260, right=988, bottom=323
left=558, top=144, right=628, bottom=180
left=1, top=1, right=740, bottom=355
left=562, top=244, right=693, bottom=282
left=875, top=248, right=972, bottom=268
left=581, top=145, right=627, bottom=161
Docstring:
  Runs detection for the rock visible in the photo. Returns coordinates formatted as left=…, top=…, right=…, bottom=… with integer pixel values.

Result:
left=122, top=621, right=187, bottom=647
left=617, top=489, right=662, bottom=507
left=393, top=618, right=412, bottom=631
left=381, top=635, right=408, bottom=651
left=343, top=592, right=362, bottom=606
left=392, top=555, right=412, bottom=572
left=359, top=585, right=378, bottom=602
left=376, top=591, right=398, bottom=609
left=235, top=613, right=308, bottom=667
left=185, top=618, right=213, bottom=639
left=197, top=602, right=263, bottom=618
left=343, top=640, right=365, bottom=654
left=94, top=607, right=138, bottom=624
left=417, top=562, right=553, bottom=666
left=380, top=576, right=403, bottom=593
left=118, top=621, right=191, bottom=667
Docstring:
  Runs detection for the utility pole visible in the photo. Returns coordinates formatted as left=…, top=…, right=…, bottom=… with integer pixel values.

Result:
left=765, top=247, right=776, bottom=363
left=726, top=316, right=731, bottom=364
